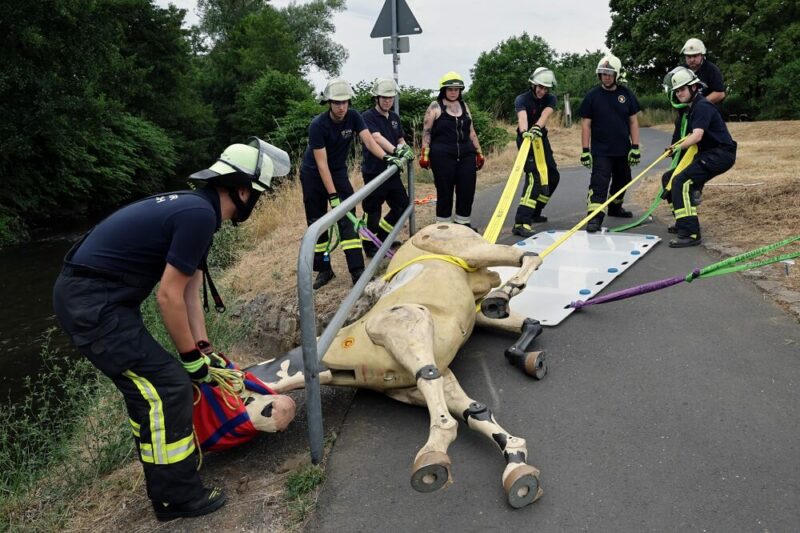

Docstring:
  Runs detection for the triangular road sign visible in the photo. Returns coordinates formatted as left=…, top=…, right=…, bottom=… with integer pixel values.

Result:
left=370, top=0, right=422, bottom=38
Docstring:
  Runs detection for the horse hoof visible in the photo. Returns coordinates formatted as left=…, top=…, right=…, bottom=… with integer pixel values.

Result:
left=504, top=464, right=541, bottom=509
left=480, top=292, right=510, bottom=319
left=410, top=451, right=451, bottom=493
left=525, top=351, right=547, bottom=380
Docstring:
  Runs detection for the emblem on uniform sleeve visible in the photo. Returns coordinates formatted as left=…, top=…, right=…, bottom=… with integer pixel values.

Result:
left=618, top=95, right=627, bottom=103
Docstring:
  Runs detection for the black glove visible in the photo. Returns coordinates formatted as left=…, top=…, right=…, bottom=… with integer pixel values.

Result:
left=328, top=193, right=341, bottom=208
left=179, top=348, right=211, bottom=383
left=580, top=148, right=592, bottom=169
left=628, top=144, right=641, bottom=166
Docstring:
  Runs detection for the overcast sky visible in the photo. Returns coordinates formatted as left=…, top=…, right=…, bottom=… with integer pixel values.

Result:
left=157, top=0, right=612, bottom=91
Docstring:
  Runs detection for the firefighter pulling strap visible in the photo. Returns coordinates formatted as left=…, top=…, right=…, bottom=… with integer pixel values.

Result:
left=539, top=138, right=686, bottom=260
left=483, top=137, right=532, bottom=243
left=570, top=235, right=800, bottom=309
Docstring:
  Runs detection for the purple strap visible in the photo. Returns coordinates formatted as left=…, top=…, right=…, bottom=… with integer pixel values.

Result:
left=571, top=275, right=686, bottom=309
left=358, top=227, right=395, bottom=258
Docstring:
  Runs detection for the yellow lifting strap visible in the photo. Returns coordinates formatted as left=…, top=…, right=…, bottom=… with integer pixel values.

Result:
left=383, top=254, right=477, bottom=282
left=532, top=136, right=548, bottom=188
left=538, top=139, right=687, bottom=260
left=482, top=137, right=532, bottom=244
left=663, top=145, right=698, bottom=194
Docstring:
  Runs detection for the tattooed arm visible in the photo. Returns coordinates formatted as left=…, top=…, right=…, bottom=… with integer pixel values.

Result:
left=421, top=100, right=440, bottom=149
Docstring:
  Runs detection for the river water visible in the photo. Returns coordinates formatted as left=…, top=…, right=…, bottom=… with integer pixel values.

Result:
left=0, top=235, right=78, bottom=399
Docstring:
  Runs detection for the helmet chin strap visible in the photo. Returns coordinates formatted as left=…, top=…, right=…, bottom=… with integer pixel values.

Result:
left=229, top=188, right=261, bottom=226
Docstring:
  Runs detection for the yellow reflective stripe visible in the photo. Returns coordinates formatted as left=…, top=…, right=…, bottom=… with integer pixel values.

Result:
left=520, top=197, right=536, bottom=208
left=379, top=218, right=393, bottom=233
left=521, top=172, right=535, bottom=202
left=360, top=234, right=372, bottom=241
left=536, top=194, right=549, bottom=203
left=314, top=242, right=328, bottom=252
left=140, top=443, right=155, bottom=463
left=123, top=370, right=167, bottom=465
left=129, top=418, right=141, bottom=438
left=341, top=239, right=361, bottom=250
left=166, top=434, right=195, bottom=463
left=587, top=202, right=605, bottom=212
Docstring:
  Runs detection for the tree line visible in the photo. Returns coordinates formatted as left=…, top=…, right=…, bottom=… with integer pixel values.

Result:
left=1, top=0, right=795, bottom=246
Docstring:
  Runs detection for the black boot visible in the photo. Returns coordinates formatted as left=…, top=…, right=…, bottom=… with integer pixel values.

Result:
left=608, top=205, right=633, bottom=218
left=512, top=223, right=535, bottom=238
left=531, top=207, right=548, bottom=223
left=313, top=270, right=335, bottom=289
left=669, top=233, right=702, bottom=248
left=153, top=487, right=226, bottom=522
left=586, top=218, right=602, bottom=233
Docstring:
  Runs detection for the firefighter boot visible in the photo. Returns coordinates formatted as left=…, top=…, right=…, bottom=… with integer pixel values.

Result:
left=153, top=487, right=226, bottom=522
left=512, top=224, right=536, bottom=238
left=313, top=270, right=335, bottom=290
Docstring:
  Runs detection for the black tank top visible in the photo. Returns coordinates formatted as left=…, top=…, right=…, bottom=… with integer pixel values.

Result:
left=430, top=100, right=475, bottom=159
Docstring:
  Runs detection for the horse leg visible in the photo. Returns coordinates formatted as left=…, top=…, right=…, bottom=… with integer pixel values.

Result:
left=440, top=369, right=543, bottom=508
left=475, top=311, right=547, bottom=379
left=480, top=252, right=543, bottom=319
left=365, top=304, right=458, bottom=494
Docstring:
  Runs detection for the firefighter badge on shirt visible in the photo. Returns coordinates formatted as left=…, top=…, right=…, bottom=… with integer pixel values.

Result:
left=618, top=95, right=627, bottom=104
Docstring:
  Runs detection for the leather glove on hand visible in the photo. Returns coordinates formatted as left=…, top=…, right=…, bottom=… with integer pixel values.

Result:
left=418, top=147, right=431, bottom=169
left=529, top=125, right=543, bottom=138
left=580, top=148, right=593, bottom=169
left=476, top=151, right=485, bottom=171
left=180, top=348, right=211, bottom=383
left=665, top=146, right=677, bottom=158
left=328, top=193, right=341, bottom=208
left=395, top=144, right=414, bottom=161
left=383, top=154, right=405, bottom=171
left=628, top=144, right=641, bottom=166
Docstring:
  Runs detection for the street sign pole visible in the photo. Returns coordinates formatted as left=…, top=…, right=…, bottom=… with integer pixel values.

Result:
left=391, top=0, right=399, bottom=114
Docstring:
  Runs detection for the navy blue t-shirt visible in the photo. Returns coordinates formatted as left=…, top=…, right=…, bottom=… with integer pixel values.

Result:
left=684, top=60, right=725, bottom=97
left=301, top=109, right=367, bottom=177
left=579, top=85, right=640, bottom=157
left=72, top=188, right=221, bottom=283
left=361, top=107, right=405, bottom=175
left=514, top=90, right=557, bottom=137
left=687, top=94, right=734, bottom=151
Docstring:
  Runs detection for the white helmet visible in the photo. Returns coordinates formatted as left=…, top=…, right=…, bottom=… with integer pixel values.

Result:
left=596, top=54, right=626, bottom=83
left=681, top=38, right=707, bottom=55
left=318, top=78, right=355, bottom=103
left=529, top=67, right=557, bottom=88
left=371, top=77, right=398, bottom=97
left=664, top=66, right=703, bottom=92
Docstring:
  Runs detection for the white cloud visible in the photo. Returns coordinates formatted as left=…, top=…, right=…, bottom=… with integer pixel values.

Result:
left=156, top=0, right=612, bottom=91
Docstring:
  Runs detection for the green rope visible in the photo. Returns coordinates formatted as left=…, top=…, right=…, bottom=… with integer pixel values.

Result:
left=685, top=235, right=800, bottom=282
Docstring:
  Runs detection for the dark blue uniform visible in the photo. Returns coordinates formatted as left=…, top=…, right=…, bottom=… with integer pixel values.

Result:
left=664, top=94, right=736, bottom=238
left=52, top=188, right=221, bottom=507
left=429, top=100, right=478, bottom=225
left=686, top=60, right=725, bottom=98
left=513, top=90, right=560, bottom=225
left=360, top=107, right=409, bottom=255
left=300, top=109, right=368, bottom=273
left=579, top=84, right=641, bottom=220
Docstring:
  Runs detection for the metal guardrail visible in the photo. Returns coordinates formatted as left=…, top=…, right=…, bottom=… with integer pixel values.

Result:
left=296, top=161, right=416, bottom=463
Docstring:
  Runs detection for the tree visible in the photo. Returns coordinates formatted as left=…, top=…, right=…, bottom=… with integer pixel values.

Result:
left=470, top=33, right=556, bottom=120
left=282, top=0, right=348, bottom=76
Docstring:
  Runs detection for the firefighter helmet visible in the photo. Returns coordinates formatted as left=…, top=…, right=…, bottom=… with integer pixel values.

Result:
left=529, top=67, right=557, bottom=88
left=681, top=38, right=707, bottom=56
left=318, top=78, right=355, bottom=103
left=371, top=77, right=398, bottom=97
left=439, top=71, right=465, bottom=89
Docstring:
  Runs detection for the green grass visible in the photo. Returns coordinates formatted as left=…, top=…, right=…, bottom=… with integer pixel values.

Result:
left=285, top=464, right=326, bottom=523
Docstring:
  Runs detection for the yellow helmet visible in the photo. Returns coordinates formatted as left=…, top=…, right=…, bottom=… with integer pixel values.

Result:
left=439, top=71, right=465, bottom=89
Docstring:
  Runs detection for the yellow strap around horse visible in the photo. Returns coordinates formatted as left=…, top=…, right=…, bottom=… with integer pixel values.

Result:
left=483, top=137, right=532, bottom=243
left=539, top=139, right=686, bottom=260
left=383, top=254, right=477, bottom=282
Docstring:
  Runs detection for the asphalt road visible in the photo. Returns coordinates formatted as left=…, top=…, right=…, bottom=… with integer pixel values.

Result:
left=306, top=128, right=800, bottom=532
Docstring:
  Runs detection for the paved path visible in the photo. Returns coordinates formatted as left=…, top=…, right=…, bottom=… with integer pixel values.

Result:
left=306, top=128, right=800, bottom=532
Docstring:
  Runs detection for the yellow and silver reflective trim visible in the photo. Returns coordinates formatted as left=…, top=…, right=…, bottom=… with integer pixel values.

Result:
left=379, top=218, right=394, bottom=233
left=520, top=173, right=536, bottom=206
left=536, top=193, right=549, bottom=204
left=314, top=242, right=328, bottom=253
left=129, top=418, right=141, bottom=438
left=123, top=370, right=195, bottom=465
left=674, top=180, right=698, bottom=219
left=341, top=238, right=362, bottom=251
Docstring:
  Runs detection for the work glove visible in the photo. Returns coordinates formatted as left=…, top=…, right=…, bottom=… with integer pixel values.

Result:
left=395, top=144, right=415, bottom=161
left=383, top=154, right=405, bottom=171
left=476, top=151, right=485, bottom=171
left=521, top=131, right=534, bottom=141
left=180, top=348, right=211, bottom=383
left=664, top=145, right=677, bottom=158
left=196, top=340, right=228, bottom=367
left=628, top=144, right=641, bottom=166
left=328, top=193, right=341, bottom=208
left=580, top=148, right=592, bottom=169
left=418, top=147, right=431, bottom=169
left=529, top=125, right=543, bottom=138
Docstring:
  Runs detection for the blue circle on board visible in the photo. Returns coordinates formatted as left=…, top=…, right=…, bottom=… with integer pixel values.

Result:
left=516, top=241, right=525, bottom=246
left=547, top=230, right=555, bottom=233
left=608, top=267, right=619, bottom=273
left=579, top=289, right=591, bottom=295
left=631, top=250, right=641, bottom=255
left=646, top=235, right=655, bottom=239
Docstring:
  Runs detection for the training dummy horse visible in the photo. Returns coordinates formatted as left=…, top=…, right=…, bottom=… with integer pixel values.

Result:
left=249, top=223, right=548, bottom=508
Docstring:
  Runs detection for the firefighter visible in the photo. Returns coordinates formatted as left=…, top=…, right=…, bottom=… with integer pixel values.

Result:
left=512, top=67, right=561, bottom=238
left=52, top=138, right=293, bottom=521
left=301, top=78, right=404, bottom=289
left=579, top=54, right=641, bottom=233
left=681, top=38, right=726, bottom=105
left=662, top=67, right=736, bottom=248
left=419, top=71, right=484, bottom=230
left=360, top=77, right=413, bottom=257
